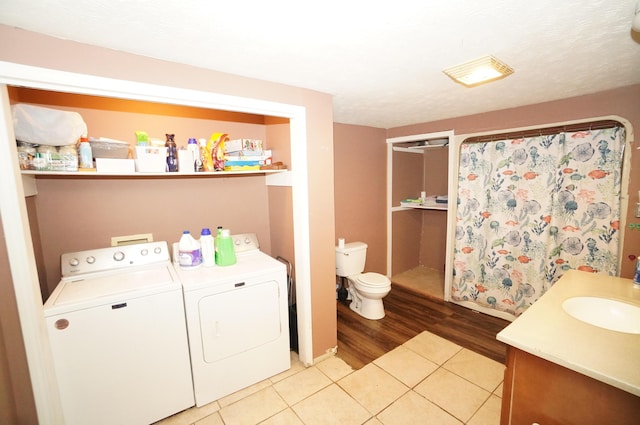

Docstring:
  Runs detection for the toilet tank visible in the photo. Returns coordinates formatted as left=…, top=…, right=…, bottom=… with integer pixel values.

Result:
left=335, top=242, right=367, bottom=277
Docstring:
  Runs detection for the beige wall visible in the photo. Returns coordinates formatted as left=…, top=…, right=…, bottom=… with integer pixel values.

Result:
left=392, top=147, right=449, bottom=273
left=333, top=123, right=387, bottom=273
left=303, top=92, right=338, bottom=354
left=266, top=122, right=295, bottom=270
left=0, top=25, right=337, bottom=420
left=33, top=177, right=275, bottom=295
left=390, top=150, right=425, bottom=274
left=0, top=218, right=38, bottom=424
left=420, top=148, right=449, bottom=271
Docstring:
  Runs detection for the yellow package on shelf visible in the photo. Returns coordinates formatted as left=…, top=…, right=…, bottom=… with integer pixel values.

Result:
left=400, top=198, right=422, bottom=207
left=223, top=164, right=261, bottom=171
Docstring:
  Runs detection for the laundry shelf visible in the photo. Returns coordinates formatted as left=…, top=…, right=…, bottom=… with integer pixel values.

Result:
left=20, top=168, right=291, bottom=197
left=20, top=169, right=287, bottom=177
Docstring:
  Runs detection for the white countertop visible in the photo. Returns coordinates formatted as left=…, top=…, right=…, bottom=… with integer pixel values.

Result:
left=497, top=270, right=640, bottom=396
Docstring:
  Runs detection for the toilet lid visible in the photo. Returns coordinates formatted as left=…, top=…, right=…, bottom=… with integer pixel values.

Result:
left=358, top=272, right=390, bottom=286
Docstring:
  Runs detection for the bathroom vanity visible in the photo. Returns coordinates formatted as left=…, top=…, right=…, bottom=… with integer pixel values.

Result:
left=497, top=270, right=640, bottom=425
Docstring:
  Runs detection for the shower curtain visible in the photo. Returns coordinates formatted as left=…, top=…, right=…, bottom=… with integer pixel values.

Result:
left=451, top=125, right=625, bottom=318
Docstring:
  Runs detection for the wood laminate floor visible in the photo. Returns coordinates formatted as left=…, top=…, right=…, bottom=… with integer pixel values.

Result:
left=336, top=284, right=510, bottom=370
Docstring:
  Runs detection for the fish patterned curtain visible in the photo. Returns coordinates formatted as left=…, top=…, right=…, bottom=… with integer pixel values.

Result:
left=452, top=126, right=625, bottom=318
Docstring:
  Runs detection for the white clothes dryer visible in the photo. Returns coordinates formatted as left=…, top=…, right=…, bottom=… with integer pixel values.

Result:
left=43, top=241, right=194, bottom=425
left=174, top=233, right=290, bottom=406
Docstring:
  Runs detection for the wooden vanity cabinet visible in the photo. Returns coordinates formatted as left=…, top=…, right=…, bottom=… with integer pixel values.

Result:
left=500, top=347, right=640, bottom=425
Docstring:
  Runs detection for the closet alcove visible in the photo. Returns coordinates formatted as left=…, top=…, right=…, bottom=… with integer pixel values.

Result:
left=386, top=130, right=455, bottom=300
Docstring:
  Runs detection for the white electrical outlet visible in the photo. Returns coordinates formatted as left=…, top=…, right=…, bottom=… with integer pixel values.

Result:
left=111, top=233, right=154, bottom=246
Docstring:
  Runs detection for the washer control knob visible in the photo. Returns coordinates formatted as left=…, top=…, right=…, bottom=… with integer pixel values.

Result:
left=154, top=247, right=162, bottom=255
left=234, top=239, right=241, bottom=246
left=141, top=249, right=148, bottom=256
left=69, top=258, right=80, bottom=267
left=113, top=251, right=125, bottom=261
left=86, top=256, right=96, bottom=264
left=244, top=237, right=251, bottom=245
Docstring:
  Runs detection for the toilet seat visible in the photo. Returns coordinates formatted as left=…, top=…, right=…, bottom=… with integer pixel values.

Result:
left=355, top=272, right=390, bottom=288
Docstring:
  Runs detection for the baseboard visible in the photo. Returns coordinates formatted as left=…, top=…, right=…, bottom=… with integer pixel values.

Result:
left=311, top=346, right=338, bottom=365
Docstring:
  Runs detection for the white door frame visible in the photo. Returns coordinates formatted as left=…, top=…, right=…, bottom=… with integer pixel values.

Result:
left=385, top=130, right=456, bottom=300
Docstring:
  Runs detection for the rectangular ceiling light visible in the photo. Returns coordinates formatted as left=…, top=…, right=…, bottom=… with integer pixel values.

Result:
left=443, top=55, right=514, bottom=87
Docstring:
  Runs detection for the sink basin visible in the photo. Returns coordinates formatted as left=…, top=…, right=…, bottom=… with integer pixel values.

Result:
left=562, top=297, right=640, bottom=334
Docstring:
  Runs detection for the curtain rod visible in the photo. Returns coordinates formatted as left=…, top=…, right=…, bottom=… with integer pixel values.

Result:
left=463, top=119, right=622, bottom=144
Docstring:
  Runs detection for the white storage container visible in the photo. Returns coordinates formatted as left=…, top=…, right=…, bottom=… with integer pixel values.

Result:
left=89, top=138, right=130, bottom=159
left=135, top=146, right=167, bottom=173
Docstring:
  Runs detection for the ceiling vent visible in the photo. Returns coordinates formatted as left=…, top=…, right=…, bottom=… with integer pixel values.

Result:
left=443, top=55, right=514, bottom=87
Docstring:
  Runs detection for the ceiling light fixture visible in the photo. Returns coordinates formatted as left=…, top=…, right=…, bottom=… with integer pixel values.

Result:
left=443, top=55, right=514, bottom=87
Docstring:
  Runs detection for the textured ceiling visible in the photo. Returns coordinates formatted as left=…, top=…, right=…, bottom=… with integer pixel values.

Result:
left=1, top=1, right=639, bottom=129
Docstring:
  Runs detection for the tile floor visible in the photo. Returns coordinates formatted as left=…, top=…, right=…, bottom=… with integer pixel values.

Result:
left=156, top=331, right=505, bottom=425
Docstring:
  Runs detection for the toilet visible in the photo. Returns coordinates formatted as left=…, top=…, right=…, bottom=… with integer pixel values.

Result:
left=335, top=241, right=391, bottom=320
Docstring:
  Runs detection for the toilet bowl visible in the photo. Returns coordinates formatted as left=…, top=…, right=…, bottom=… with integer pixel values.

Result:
left=346, top=272, right=391, bottom=320
left=336, top=241, right=392, bottom=320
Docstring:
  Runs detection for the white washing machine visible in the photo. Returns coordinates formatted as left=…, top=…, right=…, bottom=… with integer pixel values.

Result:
left=174, top=233, right=290, bottom=406
left=43, top=241, right=195, bottom=425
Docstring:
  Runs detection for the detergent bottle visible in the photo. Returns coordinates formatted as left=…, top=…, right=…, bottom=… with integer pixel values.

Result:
left=215, top=228, right=237, bottom=266
left=200, top=228, right=215, bottom=267
left=178, top=230, right=202, bottom=269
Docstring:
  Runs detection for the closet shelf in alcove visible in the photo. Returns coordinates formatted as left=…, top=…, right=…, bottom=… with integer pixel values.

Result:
left=392, top=145, right=448, bottom=153
left=399, top=197, right=448, bottom=210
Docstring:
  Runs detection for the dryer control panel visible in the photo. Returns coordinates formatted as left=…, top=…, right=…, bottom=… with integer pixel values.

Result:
left=231, top=233, right=260, bottom=253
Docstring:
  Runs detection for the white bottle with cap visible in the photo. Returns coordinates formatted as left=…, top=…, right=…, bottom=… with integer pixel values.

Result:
left=200, top=228, right=215, bottom=267
left=78, top=136, right=93, bottom=169
left=178, top=230, right=202, bottom=269
left=187, top=138, right=200, bottom=172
